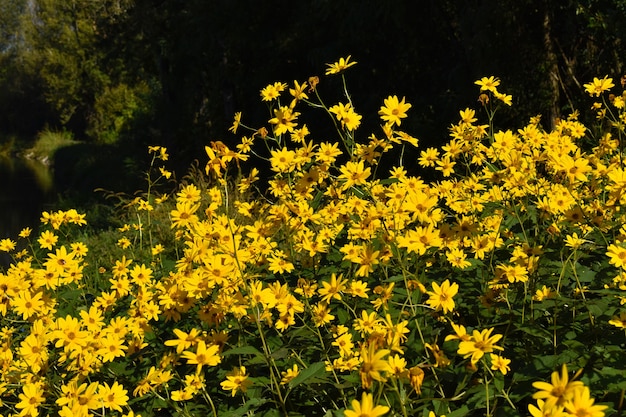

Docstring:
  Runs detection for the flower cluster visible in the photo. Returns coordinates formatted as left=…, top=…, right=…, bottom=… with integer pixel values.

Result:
left=0, top=59, right=622, bottom=416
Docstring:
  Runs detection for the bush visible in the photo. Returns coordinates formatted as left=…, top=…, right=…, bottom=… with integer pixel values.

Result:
left=0, top=60, right=623, bottom=417
left=26, top=128, right=77, bottom=163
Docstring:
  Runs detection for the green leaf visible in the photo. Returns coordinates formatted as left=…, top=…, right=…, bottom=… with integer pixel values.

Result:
left=445, top=405, right=471, bottom=417
left=288, top=361, right=327, bottom=388
left=223, top=345, right=265, bottom=358
left=219, top=397, right=269, bottom=417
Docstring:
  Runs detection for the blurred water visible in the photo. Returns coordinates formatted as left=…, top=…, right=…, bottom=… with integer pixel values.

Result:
left=0, top=156, right=53, bottom=265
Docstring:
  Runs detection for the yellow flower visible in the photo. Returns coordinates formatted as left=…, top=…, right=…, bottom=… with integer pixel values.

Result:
left=339, top=160, right=371, bottom=189
left=408, top=365, right=425, bottom=393
left=98, top=381, right=129, bottom=412
left=117, top=237, right=132, bottom=249
left=280, top=364, right=300, bottom=385
left=584, top=76, right=614, bottom=97
left=220, top=366, right=252, bottom=396
left=130, top=263, right=153, bottom=286
left=165, top=328, right=203, bottom=354
left=16, top=382, right=45, bottom=416
left=70, top=241, right=89, bottom=257
left=446, top=248, right=471, bottom=269
left=329, top=102, right=362, bottom=130
left=607, top=243, right=626, bottom=269
left=325, top=55, right=357, bottom=75
left=229, top=111, right=242, bottom=133
left=426, top=279, right=459, bottom=314
left=270, top=147, right=297, bottom=173
left=528, top=399, right=567, bottom=417
left=176, top=183, right=201, bottom=203
left=53, top=315, right=90, bottom=352
left=260, top=81, right=287, bottom=101
left=532, top=364, right=584, bottom=409
left=457, top=327, right=504, bottom=364
left=490, top=354, right=511, bottom=375
left=289, top=80, right=309, bottom=107
left=494, top=91, right=513, bottom=106
left=182, top=341, right=221, bottom=374
left=269, top=106, right=300, bottom=136
left=378, top=95, right=412, bottom=127
left=475, top=76, right=501, bottom=93
left=38, top=230, right=58, bottom=250
left=97, top=335, right=128, bottom=362
left=344, top=392, right=389, bottom=417
left=564, top=233, right=586, bottom=250
left=151, top=244, right=164, bottom=256
left=267, top=255, right=295, bottom=274
left=359, top=343, right=391, bottom=389
left=170, top=201, right=200, bottom=229
left=0, top=238, right=15, bottom=252
left=425, top=343, right=451, bottom=367
left=418, top=147, right=440, bottom=167
left=19, top=334, right=48, bottom=373
left=533, top=285, right=555, bottom=302
left=318, top=273, right=347, bottom=303
left=12, top=290, right=45, bottom=320
left=608, top=311, right=626, bottom=328
left=44, top=245, right=75, bottom=274
left=564, top=386, right=608, bottom=417
left=387, top=354, right=407, bottom=377
left=316, top=141, right=343, bottom=164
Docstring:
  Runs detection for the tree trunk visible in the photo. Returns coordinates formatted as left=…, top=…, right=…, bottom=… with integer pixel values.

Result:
left=543, top=6, right=560, bottom=129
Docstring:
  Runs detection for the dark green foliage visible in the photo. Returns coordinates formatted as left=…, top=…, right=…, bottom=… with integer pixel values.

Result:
left=2, top=0, right=626, bottom=168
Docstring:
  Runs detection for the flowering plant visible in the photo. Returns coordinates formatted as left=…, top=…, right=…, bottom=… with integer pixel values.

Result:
left=0, top=57, right=624, bottom=417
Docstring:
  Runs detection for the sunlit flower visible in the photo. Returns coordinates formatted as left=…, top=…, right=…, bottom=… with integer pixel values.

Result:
left=221, top=366, right=252, bottom=396
left=426, top=280, right=459, bottom=314
left=490, top=354, right=511, bottom=375
left=608, top=311, right=626, bottom=328
left=182, top=341, right=221, bottom=373
left=378, top=95, right=411, bottom=127
left=344, top=392, right=389, bottom=417
left=318, top=273, right=348, bottom=303
left=359, top=343, right=391, bottom=389
left=280, top=364, right=300, bottom=385
left=532, top=364, right=584, bottom=409
left=528, top=399, right=567, bottom=417
left=325, top=55, right=357, bottom=75
left=584, top=76, right=614, bottom=97
left=261, top=81, right=287, bottom=101
left=329, top=102, right=362, bottom=130
left=475, top=76, right=501, bottom=93
left=229, top=111, right=242, bottom=133
left=269, top=106, right=300, bottom=136
left=607, top=244, right=626, bottom=269
left=38, top=230, right=58, bottom=250
left=457, top=327, right=504, bottom=364
left=0, top=238, right=15, bottom=252
left=16, top=383, right=45, bottom=416
left=564, top=386, right=608, bottom=417
left=339, top=160, right=371, bottom=189
left=98, top=381, right=129, bottom=412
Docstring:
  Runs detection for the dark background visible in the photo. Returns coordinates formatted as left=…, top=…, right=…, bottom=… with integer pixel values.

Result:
left=1, top=0, right=625, bottom=197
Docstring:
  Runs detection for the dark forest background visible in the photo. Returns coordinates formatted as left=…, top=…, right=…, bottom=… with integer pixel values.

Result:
left=1, top=0, right=626, bottom=197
